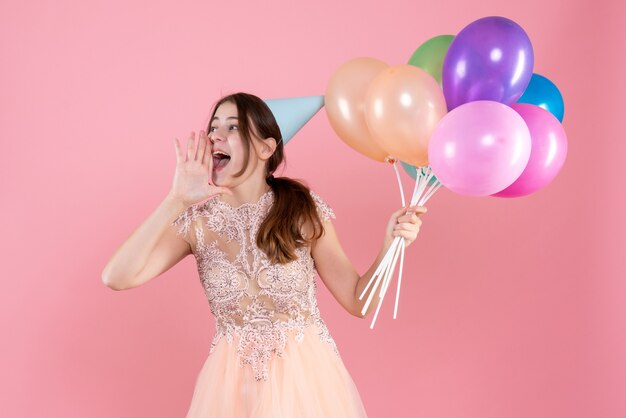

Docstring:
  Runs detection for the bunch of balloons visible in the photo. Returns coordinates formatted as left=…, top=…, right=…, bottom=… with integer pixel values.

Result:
left=428, top=17, right=567, bottom=197
left=324, top=16, right=568, bottom=329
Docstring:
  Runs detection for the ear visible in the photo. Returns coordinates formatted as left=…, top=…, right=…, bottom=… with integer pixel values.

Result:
left=259, top=137, right=277, bottom=160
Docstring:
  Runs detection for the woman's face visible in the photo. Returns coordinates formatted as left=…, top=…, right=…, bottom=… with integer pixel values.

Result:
left=208, top=101, right=263, bottom=187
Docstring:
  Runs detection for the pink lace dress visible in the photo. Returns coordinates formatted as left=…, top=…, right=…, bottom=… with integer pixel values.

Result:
left=172, top=189, right=368, bottom=418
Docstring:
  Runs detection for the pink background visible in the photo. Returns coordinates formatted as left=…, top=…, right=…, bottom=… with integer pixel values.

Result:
left=2, top=0, right=624, bottom=417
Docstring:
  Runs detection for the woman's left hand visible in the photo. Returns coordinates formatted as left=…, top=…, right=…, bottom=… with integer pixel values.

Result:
left=383, top=205, right=428, bottom=249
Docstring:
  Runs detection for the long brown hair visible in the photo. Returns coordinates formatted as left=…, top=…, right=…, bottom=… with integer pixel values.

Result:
left=207, top=92, right=325, bottom=264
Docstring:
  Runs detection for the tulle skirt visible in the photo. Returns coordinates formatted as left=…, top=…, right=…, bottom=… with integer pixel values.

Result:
left=185, top=323, right=368, bottom=417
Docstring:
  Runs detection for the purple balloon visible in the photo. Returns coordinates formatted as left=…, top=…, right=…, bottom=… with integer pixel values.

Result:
left=442, top=16, right=534, bottom=111
left=428, top=101, right=531, bottom=196
left=492, top=104, right=568, bottom=198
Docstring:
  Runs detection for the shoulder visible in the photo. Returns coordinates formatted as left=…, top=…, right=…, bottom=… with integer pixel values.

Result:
left=308, top=189, right=336, bottom=222
left=171, top=199, right=216, bottom=238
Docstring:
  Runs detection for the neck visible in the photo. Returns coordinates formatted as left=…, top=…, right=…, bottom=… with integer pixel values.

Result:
left=219, top=175, right=272, bottom=207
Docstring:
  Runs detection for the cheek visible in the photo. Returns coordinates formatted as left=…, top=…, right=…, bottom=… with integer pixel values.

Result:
left=227, top=138, right=244, bottom=159
left=229, top=143, right=256, bottom=171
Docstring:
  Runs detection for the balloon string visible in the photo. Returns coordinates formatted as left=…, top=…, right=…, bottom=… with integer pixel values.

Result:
left=394, top=166, right=440, bottom=323
left=363, top=167, right=416, bottom=325
left=359, top=238, right=400, bottom=302
left=384, top=173, right=420, bottom=326
left=362, top=164, right=443, bottom=328
left=361, top=165, right=444, bottom=328
left=409, top=169, right=421, bottom=207
left=392, top=160, right=406, bottom=208
left=359, top=159, right=406, bottom=307
left=370, top=237, right=404, bottom=329
left=394, top=239, right=406, bottom=319
left=360, top=248, right=391, bottom=316
left=413, top=168, right=430, bottom=207
left=420, top=182, right=442, bottom=206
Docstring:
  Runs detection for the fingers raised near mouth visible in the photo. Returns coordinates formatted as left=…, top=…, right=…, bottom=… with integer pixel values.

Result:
left=186, top=131, right=197, bottom=162
left=198, top=130, right=210, bottom=166
left=204, top=131, right=214, bottom=172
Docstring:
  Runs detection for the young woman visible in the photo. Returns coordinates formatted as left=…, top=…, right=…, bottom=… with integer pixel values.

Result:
left=102, top=92, right=427, bottom=417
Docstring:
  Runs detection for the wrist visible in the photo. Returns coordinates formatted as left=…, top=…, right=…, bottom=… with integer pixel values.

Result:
left=380, top=238, right=393, bottom=257
left=164, top=192, right=188, bottom=211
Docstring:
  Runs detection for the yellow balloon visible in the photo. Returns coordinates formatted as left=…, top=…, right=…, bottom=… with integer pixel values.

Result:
left=325, top=57, right=390, bottom=162
left=364, top=64, right=448, bottom=167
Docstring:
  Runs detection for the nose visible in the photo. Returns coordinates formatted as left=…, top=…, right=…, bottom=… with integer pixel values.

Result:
left=208, top=129, right=225, bottom=144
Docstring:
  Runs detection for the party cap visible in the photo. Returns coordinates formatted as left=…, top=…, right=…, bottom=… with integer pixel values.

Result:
left=264, top=96, right=324, bottom=144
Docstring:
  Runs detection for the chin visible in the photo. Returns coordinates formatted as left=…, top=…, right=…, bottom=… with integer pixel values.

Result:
left=211, top=175, right=229, bottom=188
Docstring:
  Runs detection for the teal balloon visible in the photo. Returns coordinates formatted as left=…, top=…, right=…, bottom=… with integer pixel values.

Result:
left=264, top=96, right=325, bottom=144
left=517, top=73, right=564, bottom=122
left=400, top=161, right=438, bottom=185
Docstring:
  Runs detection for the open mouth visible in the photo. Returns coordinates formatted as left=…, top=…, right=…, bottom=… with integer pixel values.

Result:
left=212, top=151, right=231, bottom=171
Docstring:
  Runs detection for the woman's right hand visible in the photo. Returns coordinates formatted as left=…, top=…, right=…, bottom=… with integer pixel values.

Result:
left=169, top=129, right=233, bottom=207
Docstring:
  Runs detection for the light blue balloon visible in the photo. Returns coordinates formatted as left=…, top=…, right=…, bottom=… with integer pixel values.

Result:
left=264, top=96, right=325, bottom=145
left=517, top=73, right=564, bottom=122
left=401, top=161, right=418, bottom=179
left=400, top=161, right=438, bottom=185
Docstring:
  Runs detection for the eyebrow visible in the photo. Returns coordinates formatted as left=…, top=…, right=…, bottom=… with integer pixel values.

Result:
left=211, top=116, right=239, bottom=121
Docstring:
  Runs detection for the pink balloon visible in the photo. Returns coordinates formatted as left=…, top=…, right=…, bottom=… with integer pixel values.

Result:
left=492, top=104, right=568, bottom=197
left=428, top=100, right=531, bottom=196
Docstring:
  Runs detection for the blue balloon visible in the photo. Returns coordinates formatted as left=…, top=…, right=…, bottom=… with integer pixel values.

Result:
left=517, top=73, right=564, bottom=122
left=401, top=161, right=418, bottom=179
left=400, top=161, right=438, bottom=185
left=264, top=96, right=324, bottom=145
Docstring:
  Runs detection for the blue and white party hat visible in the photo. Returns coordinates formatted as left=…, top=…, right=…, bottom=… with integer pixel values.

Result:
left=264, top=96, right=324, bottom=145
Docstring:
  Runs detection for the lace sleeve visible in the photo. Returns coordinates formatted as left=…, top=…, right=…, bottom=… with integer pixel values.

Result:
left=309, top=190, right=336, bottom=223
left=171, top=205, right=197, bottom=243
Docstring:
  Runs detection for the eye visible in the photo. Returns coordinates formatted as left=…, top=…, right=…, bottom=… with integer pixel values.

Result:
left=229, top=124, right=239, bottom=131
left=209, top=126, right=217, bottom=132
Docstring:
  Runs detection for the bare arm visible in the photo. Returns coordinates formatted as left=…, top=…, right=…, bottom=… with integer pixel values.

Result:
left=311, top=205, right=426, bottom=318
left=101, top=129, right=231, bottom=291
left=101, top=194, right=191, bottom=290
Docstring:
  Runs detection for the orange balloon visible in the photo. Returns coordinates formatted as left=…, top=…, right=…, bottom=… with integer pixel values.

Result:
left=364, top=64, right=448, bottom=167
left=325, top=57, right=390, bottom=162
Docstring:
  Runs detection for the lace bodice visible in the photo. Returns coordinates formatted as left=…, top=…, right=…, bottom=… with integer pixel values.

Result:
left=171, top=188, right=339, bottom=381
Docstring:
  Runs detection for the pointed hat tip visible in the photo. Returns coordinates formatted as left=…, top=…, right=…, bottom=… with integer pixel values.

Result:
left=264, top=96, right=324, bottom=144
